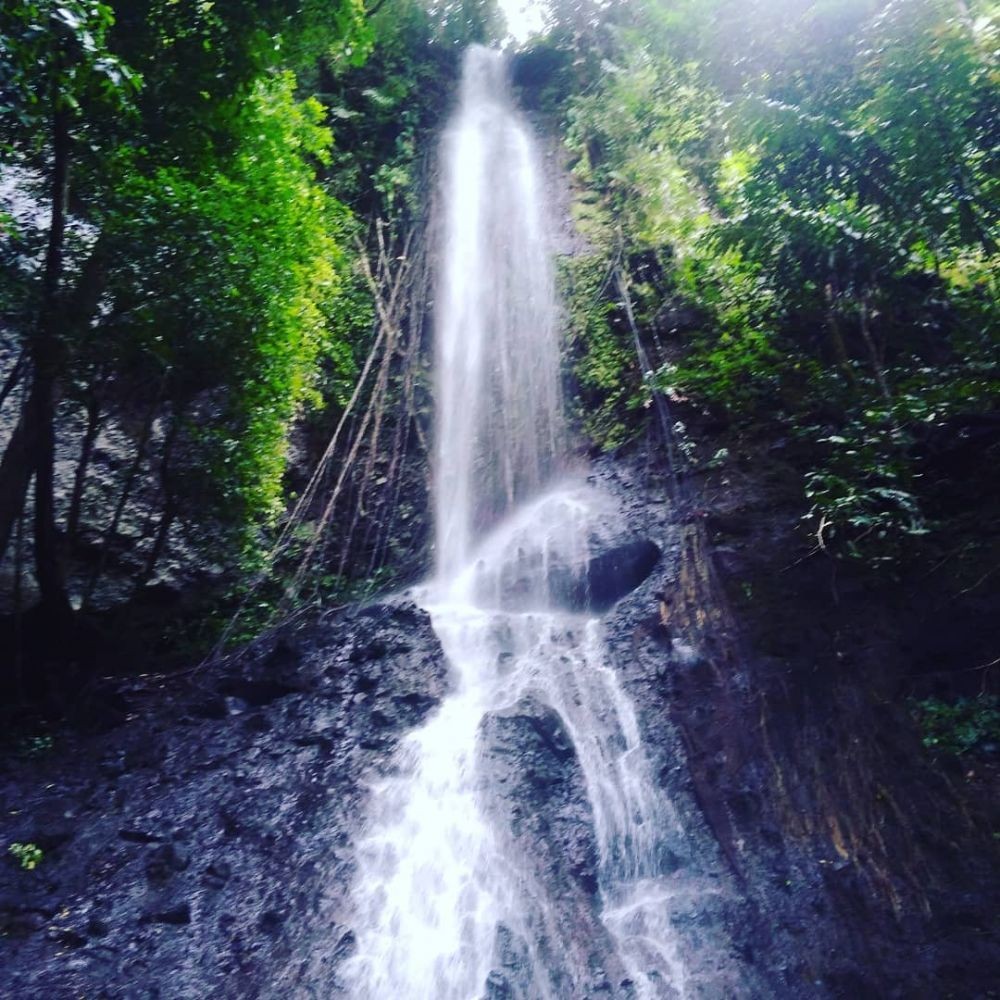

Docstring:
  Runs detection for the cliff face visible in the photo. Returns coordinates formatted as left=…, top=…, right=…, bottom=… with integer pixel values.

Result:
left=2, top=440, right=996, bottom=999
left=606, top=441, right=1000, bottom=997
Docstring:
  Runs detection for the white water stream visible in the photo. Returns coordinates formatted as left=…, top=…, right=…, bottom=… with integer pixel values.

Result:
left=342, top=48, right=692, bottom=999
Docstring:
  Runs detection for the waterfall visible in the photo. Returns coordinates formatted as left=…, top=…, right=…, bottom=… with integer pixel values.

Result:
left=433, top=47, right=563, bottom=579
left=341, top=47, right=693, bottom=999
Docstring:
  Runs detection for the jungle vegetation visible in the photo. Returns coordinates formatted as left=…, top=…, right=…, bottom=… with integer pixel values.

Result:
left=0, top=0, right=997, bottom=703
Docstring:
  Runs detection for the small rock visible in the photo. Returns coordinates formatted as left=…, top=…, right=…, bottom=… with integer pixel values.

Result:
left=145, top=843, right=188, bottom=885
left=119, top=828, right=166, bottom=844
left=204, top=860, right=231, bottom=888
left=258, top=909, right=285, bottom=935
left=46, top=925, right=87, bottom=947
left=224, top=696, right=248, bottom=716
left=85, top=917, right=109, bottom=937
left=149, top=902, right=190, bottom=926
left=333, top=929, right=356, bottom=960
left=485, top=970, right=513, bottom=999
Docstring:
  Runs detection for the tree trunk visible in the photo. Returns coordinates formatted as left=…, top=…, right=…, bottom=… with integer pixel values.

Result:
left=0, top=351, right=26, bottom=411
left=32, top=99, right=72, bottom=617
left=135, top=413, right=181, bottom=591
left=0, top=412, right=38, bottom=563
left=82, top=400, right=158, bottom=608
left=824, top=281, right=855, bottom=385
left=67, top=394, right=103, bottom=545
left=12, top=509, right=26, bottom=700
left=859, top=293, right=893, bottom=408
left=137, top=503, right=176, bottom=593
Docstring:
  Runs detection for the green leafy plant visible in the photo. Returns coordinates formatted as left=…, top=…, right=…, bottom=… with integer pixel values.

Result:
left=802, top=416, right=929, bottom=566
left=913, top=696, right=1000, bottom=756
left=558, top=252, right=645, bottom=451
left=553, top=0, right=999, bottom=577
left=8, top=842, right=44, bottom=871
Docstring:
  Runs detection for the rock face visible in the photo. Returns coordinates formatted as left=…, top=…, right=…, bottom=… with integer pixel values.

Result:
left=2, top=450, right=997, bottom=999
left=0, top=601, right=450, bottom=1000
left=478, top=697, right=629, bottom=999
left=592, top=448, right=1000, bottom=999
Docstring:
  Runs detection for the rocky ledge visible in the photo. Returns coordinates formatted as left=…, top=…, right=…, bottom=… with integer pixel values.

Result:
left=0, top=601, right=449, bottom=999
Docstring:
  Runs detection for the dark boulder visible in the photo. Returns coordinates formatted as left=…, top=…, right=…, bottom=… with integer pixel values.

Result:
left=493, top=537, right=662, bottom=615
left=578, top=538, right=661, bottom=613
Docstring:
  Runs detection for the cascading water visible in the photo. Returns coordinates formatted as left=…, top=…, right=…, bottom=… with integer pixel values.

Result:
left=433, top=46, right=564, bottom=578
left=342, top=47, right=697, bottom=999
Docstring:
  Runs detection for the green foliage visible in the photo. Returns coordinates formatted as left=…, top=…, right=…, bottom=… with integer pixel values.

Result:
left=8, top=842, right=43, bottom=871
left=803, top=424, right=928, bottom=566
left=0, top=0, right=388, bottom=612
left=914, top=696, right=1000, bottom=755
left=566, top=44, right=715, bottom=251
left=320, top=0, right=481, bottom=220
left=133, top=75, right=345, bottom=526
left=553, top=0, right=1000, bottom=567
left=658, top=245, right=784, bottom=407
left=558, top=250, right=644, bottom=452
left=0, top=1, right=139, bottom=141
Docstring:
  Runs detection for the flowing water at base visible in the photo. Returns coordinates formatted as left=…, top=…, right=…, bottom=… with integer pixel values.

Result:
left=342, top=490, right=694, bottom=999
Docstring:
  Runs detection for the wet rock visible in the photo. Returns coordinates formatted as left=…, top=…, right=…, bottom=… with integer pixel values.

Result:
left=85, top=916, right=109, bottom=937
left=118, top=828, right=166, bottom=844
left=575, top=538, right=662, bottom=613
left=333, top=928, right=356, bottom=961
left=2, top=908, right=48, bottom=935
left=46, top=924, right=87, bottom=947
left=264, top=639, right=302, bottom=674
left=258, top=909, right=285, bottom=935
left=145, top=843, right=188, bottom=885
left=217, top=678, right=298, bottom=708
left=485, top=969, right=514, bottom=998
left=0, top=597, right=450, bottom=999
left=480, top=697, right=599, bottom=894
left=479, top=696, right=629, bottom=996
left=485, top=923, right=537, bottom=1000
left=29, top=799, right=78, bottom=851
left=496, top=535, right=662, bottom=614
left=99, top=750, right=127, bottom=778
left=203, top=860, right=231, bottom=889
left=147, top=901, right=190, bottom=926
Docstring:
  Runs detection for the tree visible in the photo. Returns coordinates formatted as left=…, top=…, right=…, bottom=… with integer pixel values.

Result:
left=554, top=0, right=999, bottom=563
left=0, top=0, right=376, bottom=627
left=0, top=1, right=137, bottom=615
